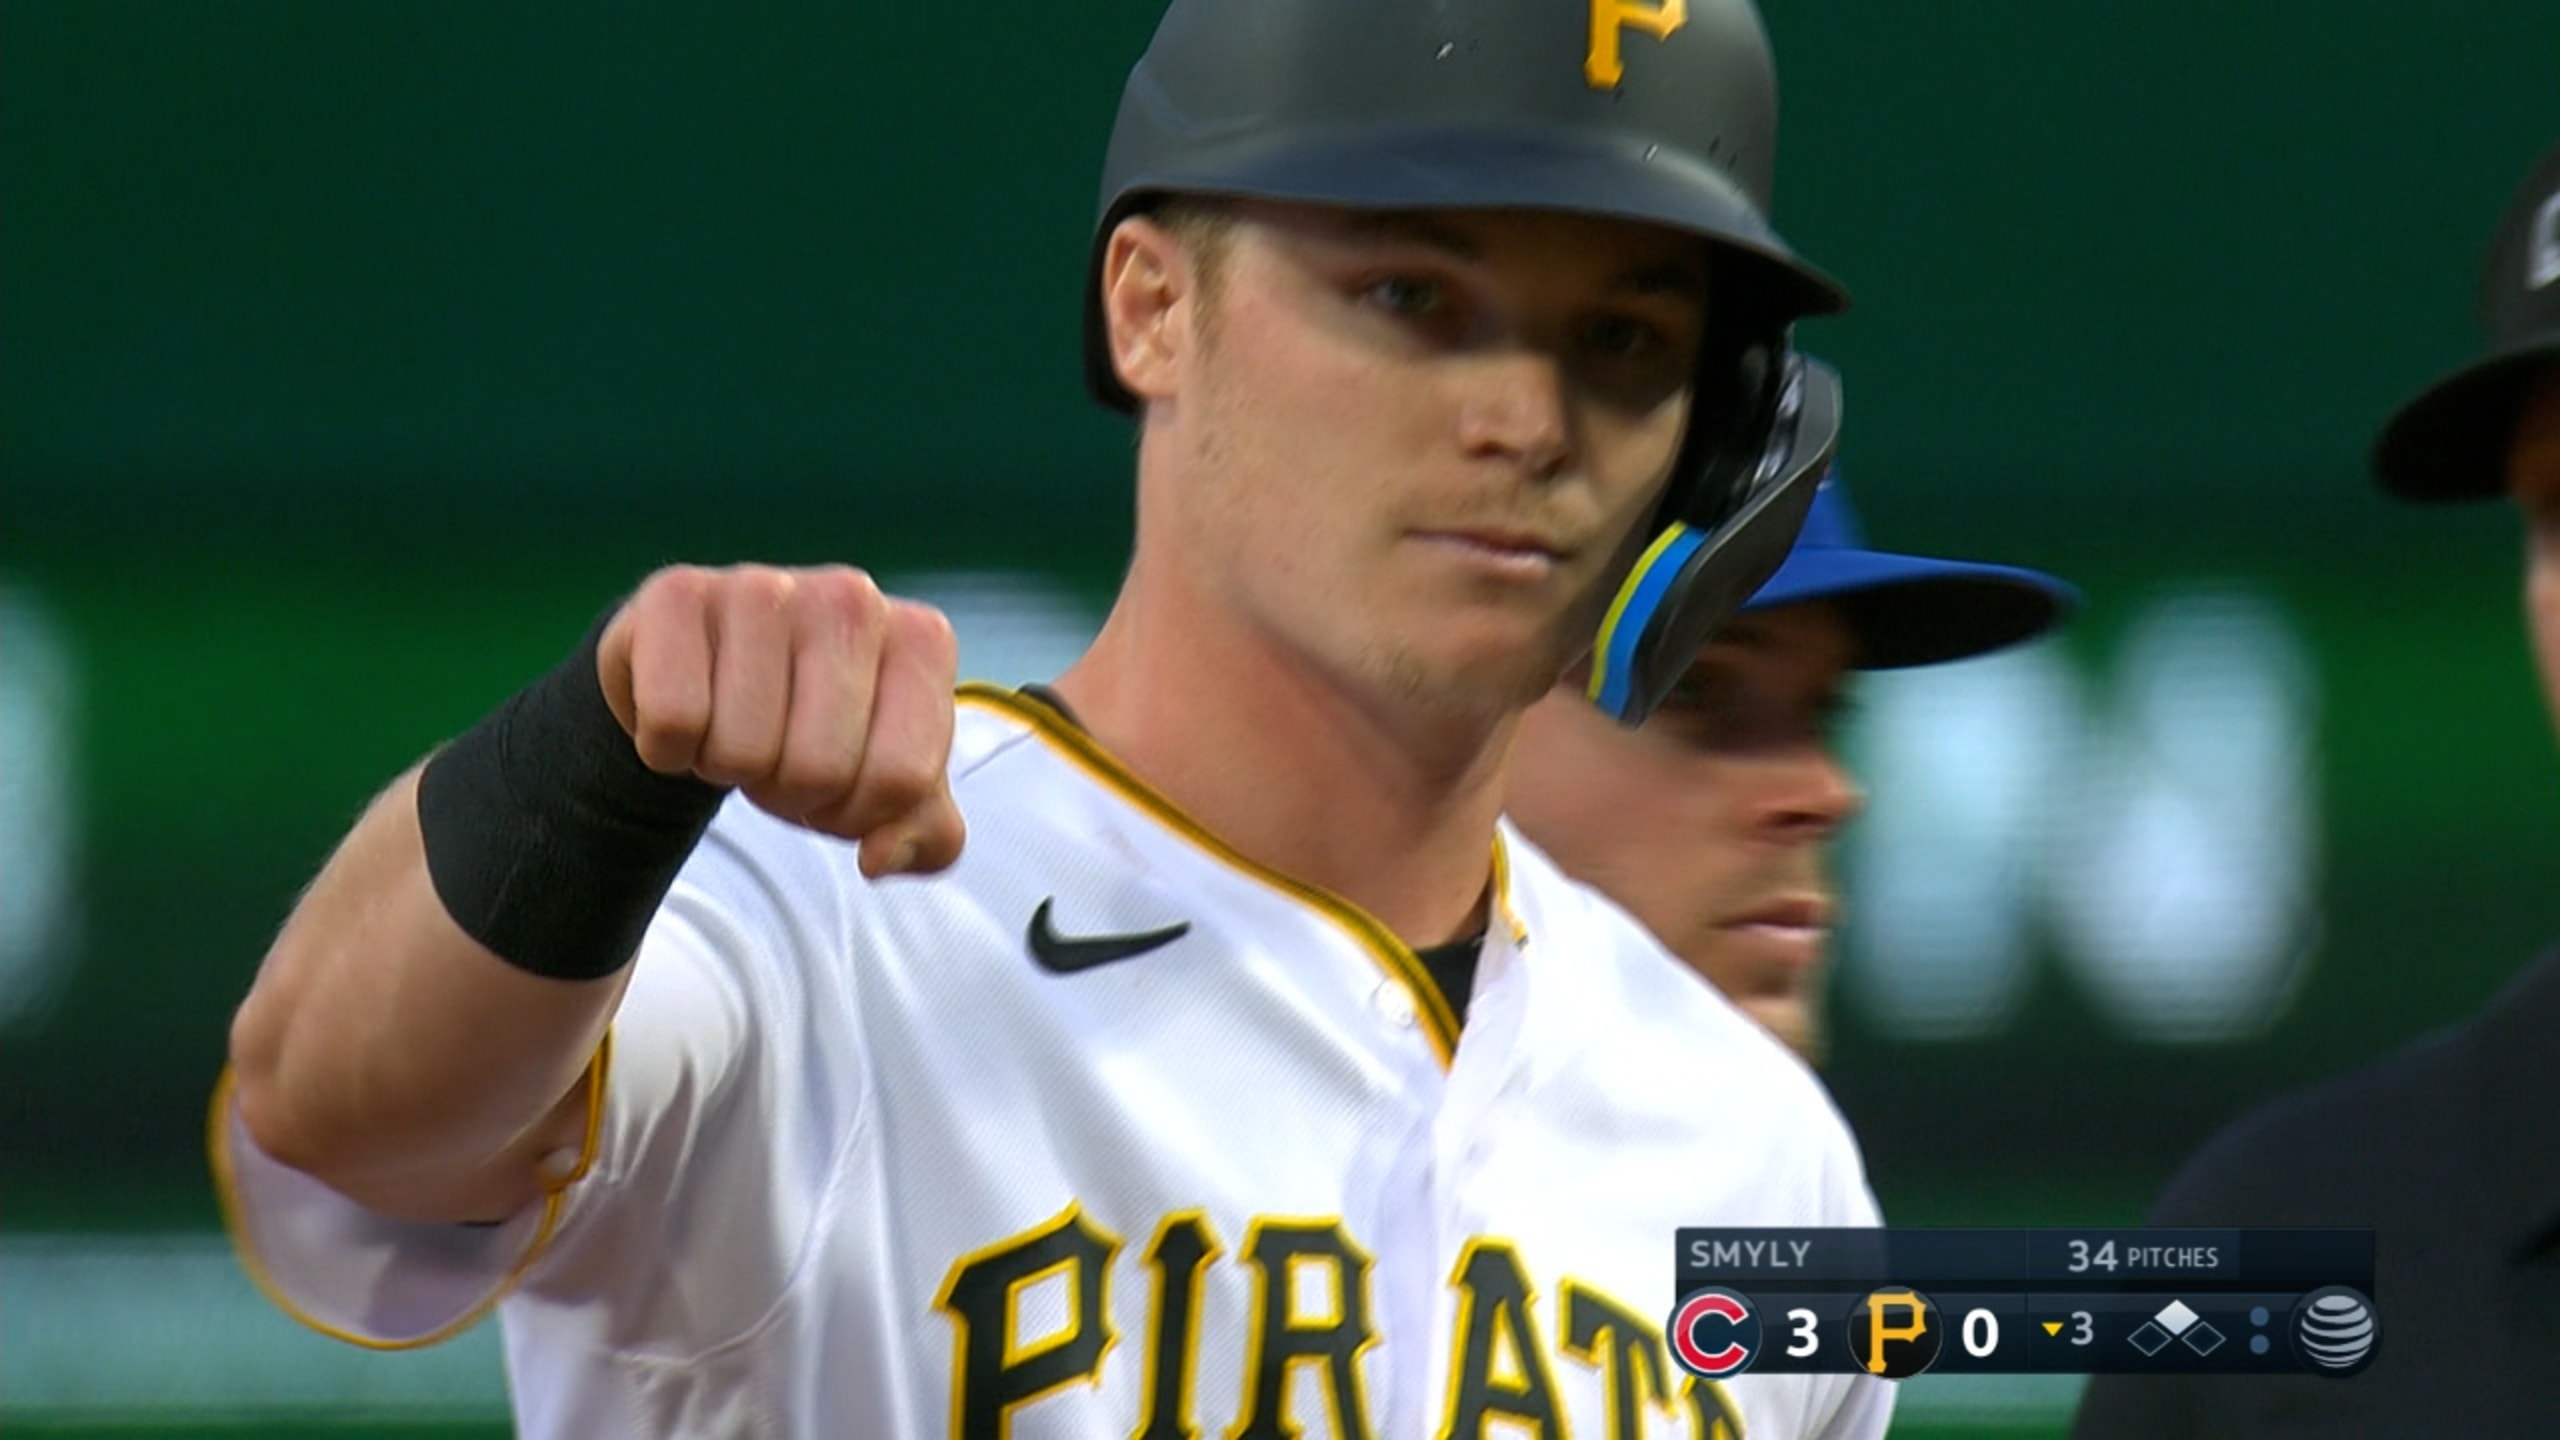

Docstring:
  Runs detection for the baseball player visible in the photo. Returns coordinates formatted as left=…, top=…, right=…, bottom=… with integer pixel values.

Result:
left=215, top=2, right=1894, bottom=1436
left=1507, top=473, right=2074, bottom=1062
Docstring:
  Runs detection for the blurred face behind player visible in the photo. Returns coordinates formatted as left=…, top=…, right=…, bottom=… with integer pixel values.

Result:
left=2514, top=370, right=2560, bottom=729
left=1099, top=201, right=1707, bottom=717
left=1509, top=476, right=2074, bottom=1058
left=1509, top=605, right=1862, bottom=1057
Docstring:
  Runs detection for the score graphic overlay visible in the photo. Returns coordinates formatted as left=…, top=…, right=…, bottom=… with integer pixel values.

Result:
left=1666, top=1229, right=2376, bottom=1379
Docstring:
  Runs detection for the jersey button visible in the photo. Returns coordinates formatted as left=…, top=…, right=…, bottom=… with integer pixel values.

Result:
left=1369, top=981, right=1419, bottom=1029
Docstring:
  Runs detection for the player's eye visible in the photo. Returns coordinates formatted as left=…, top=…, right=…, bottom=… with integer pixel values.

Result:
left=1363, top=275, right=1447, bottom=319
left=1658, top=674, right=1712, bottom=712
left=1581, top=312, right=1668, bottom=361
left=1656, top=667, right=1741, bottom=732
left=1815, top=689, right=1861, bottom=745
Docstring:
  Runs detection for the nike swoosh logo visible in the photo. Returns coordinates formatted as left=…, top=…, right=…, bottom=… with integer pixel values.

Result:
left=1026, top=897, right=1192, bottom=973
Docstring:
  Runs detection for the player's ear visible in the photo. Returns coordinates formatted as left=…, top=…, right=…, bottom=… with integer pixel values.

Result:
left=1101, top=215, right=1192, bottom=406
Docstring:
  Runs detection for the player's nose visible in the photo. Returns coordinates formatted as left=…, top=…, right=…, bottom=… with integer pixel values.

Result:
left=1757, top=743, right=1863, bottom=842
left=1456, top=348, right=1571, bottom=480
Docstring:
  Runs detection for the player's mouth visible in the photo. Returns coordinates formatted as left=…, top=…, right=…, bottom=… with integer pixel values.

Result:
left=1411, top=527, right=1572, bottom=581
left=1717, top=896, right=1832, bottom=972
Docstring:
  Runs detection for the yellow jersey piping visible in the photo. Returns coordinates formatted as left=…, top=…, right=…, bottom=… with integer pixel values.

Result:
left=965, top=684, right=1521, bottom=1065
left=205, top=1033, right=611, bottom=1351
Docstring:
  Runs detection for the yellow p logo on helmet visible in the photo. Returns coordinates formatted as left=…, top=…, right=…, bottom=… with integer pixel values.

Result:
left=1586, top=0, right=1688, bottom=89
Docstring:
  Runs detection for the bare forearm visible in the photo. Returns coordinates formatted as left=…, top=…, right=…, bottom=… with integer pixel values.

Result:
left=228, top=765, right=628, bottom=1209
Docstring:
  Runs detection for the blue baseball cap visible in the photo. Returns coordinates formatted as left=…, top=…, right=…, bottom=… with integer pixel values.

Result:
left=1740, top=476, right=2077, bottom=669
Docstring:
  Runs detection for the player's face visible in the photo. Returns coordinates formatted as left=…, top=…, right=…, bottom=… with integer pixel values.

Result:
left=1506, top=604, right=1862, bottom=1059
left=2512, top=368, right=2560, bottom=734
left=1135, top=202, right=1707, bottom=714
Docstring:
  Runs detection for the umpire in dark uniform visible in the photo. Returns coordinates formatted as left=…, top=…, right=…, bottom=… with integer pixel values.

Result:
left=2072, top=139, right=2560, bottom=1438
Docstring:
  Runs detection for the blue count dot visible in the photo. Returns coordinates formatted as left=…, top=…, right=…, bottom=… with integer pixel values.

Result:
left=2250, top=1335, right=2270, bottom=1355
left=2250, top=1307, right=2269, bottom=1327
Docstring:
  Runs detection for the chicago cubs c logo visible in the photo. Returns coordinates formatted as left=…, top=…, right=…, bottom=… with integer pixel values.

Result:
left=1668, top=1286, right=1762, bottom=1378
left=1586, top=0, right=1687, bottom=90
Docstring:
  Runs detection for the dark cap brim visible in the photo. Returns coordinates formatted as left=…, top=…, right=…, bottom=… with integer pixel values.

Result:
left=2372, top=333, right=2560, bottom=503
left=1743, top=548, right=2078, bottom=669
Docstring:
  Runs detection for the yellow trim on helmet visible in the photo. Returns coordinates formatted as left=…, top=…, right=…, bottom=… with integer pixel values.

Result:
left=1587, top=522, right=1696, bottom=703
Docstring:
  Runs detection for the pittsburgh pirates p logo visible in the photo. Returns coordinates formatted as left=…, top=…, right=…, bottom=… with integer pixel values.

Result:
left=1847, top=1287, right=1944, bottom=1379
left=1586, top=0, right=1687, bottom=89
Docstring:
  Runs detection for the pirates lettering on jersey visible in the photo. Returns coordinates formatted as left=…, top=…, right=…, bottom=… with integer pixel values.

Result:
left=1441, top=1240, right=1566, bottom=1438
left=1234, top=1218, right=1380, bottom=1440
left=941, top=1210, right=1750, bottom=1439
left=1558, top=1278, right=1746, bottom=1440
left=221, top=699, right=1884, bottom=1440
left=1562, top=1278, right=1679, bottom=1440
left=1134, top=1211, right=1221, bottom=1440
left=934, top=1203, right=1123, bottom=1440
left=1687, top=1376, right=1748, bottom=1440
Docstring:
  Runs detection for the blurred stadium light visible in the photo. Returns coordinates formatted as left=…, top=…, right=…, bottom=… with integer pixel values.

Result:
left=884, top=569, right=1102, bottom=690
left=2, top=585, right=82, bottom=1031
left=1844, top=585, right=2321, bottom=1043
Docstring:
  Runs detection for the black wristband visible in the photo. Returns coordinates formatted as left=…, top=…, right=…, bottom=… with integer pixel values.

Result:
left=416, top=613, right=729, bottom=980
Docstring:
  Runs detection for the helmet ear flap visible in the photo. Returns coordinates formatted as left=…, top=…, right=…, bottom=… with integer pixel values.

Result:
left=1655, top=294, right=1794, bottom=537
left=1585, top=342, right=1841, bottom=727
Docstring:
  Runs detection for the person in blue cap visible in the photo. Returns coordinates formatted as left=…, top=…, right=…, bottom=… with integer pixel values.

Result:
left=1507, top=471, right=2075, bottom=1060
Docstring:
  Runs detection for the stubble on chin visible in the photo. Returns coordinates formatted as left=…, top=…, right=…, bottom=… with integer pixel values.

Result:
left=1348, top=638, right=1527, bottom=720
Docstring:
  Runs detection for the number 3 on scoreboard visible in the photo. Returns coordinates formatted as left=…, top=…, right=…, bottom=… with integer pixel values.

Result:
left=1787, top=1307, right=1820, bottom=1357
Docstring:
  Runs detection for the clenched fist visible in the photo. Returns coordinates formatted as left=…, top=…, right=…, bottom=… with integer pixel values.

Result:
left=597, top=564, right=966, bottom=877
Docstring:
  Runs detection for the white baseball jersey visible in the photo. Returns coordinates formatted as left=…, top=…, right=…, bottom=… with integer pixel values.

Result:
left=217, top=686, right=1893, bottom=1439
